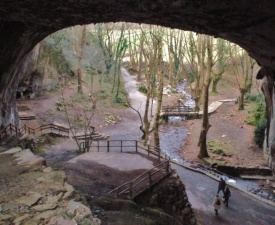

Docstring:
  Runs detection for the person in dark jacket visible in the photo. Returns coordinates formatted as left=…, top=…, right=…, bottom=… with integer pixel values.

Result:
left=223, top=186, right=231, bottom=207
left=217, top=177, right=226, bottom=194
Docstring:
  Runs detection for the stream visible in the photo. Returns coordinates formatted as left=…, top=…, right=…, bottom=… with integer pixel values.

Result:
left=121, top=68, right=261, bottom=195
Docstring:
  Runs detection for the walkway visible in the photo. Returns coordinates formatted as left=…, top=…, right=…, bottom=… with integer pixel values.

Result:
left=173, top=164, right=275, bottom=225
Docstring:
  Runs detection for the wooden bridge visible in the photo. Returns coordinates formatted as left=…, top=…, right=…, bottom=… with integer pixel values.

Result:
left=161, top=105, right=200, bottom=120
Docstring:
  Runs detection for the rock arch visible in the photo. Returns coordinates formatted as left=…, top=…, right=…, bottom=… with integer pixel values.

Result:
left=1, top=0, right=275, bottom=173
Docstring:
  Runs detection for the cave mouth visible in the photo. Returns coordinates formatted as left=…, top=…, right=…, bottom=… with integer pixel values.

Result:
left=1, top=0, right=275, bottom=174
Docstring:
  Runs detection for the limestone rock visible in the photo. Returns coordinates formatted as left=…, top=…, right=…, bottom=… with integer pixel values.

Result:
left=32, top=210, right=56, bottom=222
left=14, top=149, right=46, bottom=168
left=62, top=182, right=75, bottom=199
left=31, top=202, right=57, bottom=211
left=16, top=192, right=42, bottom=206
left=0, top=147, right=22, bottom=155
left=48, top=216, right=77, bottom=225
left=13, top=213, right=29, bottom=225
left=45, top=193, right=63, bottom=205
left=43, top=167, right=53, bottom=173
left=36, top=171, right=66, bottom=192
left=67, top=200, right=92, bottom=217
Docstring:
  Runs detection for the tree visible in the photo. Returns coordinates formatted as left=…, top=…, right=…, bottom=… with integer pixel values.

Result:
left=197, top=35, right=213, bottom=158
left=230, top=46, right=256, bottom=110
left=182, top=32, right=206, bottom=110
left=60, top=91, right=95, bottom=153
left=211, top=39, right=229, bottom=93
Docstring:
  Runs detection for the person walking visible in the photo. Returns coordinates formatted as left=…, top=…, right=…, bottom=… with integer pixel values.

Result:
left=223, top=186, right=231, bottom=207
left=213, top=194, right=221, bottom=216
left=217, top=177, right=226, bottom=195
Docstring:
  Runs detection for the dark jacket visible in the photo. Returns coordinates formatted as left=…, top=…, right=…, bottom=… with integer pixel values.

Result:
left=218, top=178, right=226, bottom=190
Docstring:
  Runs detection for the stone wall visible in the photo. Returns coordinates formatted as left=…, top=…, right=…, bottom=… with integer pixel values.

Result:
left=135, top=172, right=197, bottom=225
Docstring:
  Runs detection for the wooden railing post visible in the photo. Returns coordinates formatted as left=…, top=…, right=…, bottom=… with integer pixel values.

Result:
left=121, top=140, right=123, bottom=152
left=135, top=141, right=138, bottom=153
left=116, top=187, right=120, bottom=198
left=148, top=171, right=152, bottom=188
left=129, top=182, right=133, bottom=198
left=107, top=141, right=110, bottom=152
left=166, top=161, right=169, bottom=173
left=147, top=145, right=150, bottom=156
left=97, top=141, right=99, bottom=152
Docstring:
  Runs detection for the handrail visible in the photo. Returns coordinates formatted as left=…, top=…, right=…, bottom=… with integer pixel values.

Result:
left=0, top=123, right=70, bottom=141
left=109, top=160, right=171, bottom=199
left=162, top=105, right=195, bottom=113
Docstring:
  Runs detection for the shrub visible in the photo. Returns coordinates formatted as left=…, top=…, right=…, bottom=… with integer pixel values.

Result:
left=254, top=114, right=267, bottom=148
left=138, top=85, right=148, bottom=94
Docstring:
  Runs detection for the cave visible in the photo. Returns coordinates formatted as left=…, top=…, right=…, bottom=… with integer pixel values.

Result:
left=0, top=0, right=275, bottom=173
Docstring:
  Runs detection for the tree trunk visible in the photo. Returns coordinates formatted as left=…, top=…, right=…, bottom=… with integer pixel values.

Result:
left=211, top=78, right=219, bottom=93
left=238, top=89, right=245, bottom=110
left=197, top=81, right=211, bottom=158
left=77, top=25, right=86, bottom=94
left=198, top=36, right=213, bottom=159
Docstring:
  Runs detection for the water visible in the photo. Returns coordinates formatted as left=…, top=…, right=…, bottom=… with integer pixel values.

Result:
left=159, top=122, right=192, bottom=166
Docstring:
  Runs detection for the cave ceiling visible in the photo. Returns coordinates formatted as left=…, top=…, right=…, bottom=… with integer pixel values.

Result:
left=0, top=0, right=275, bottom=77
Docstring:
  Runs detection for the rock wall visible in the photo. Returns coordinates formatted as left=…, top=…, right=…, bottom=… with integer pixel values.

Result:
left=135, top=172, right=197, bottom=225
left=0, top=44, right=40, bottom=127
left=262, top=76, right=275, bottom=174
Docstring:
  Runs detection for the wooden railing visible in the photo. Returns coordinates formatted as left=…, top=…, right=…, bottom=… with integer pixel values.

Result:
left=162, top=105, right=194, bottom=113
left=0, top=123, right=70, bottom=141
left=89, top=140, right=168, bottom=161
left=108, top=160, right=171, bottom=199
left=89, top=140, right=139, bottom=153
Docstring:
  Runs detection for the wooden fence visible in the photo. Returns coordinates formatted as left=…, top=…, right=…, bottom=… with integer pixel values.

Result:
left=108, top=160, right=172, bottom=199
left=0, top=123, right=70, bottom=141
left=88, top=140, right=170, bottom=161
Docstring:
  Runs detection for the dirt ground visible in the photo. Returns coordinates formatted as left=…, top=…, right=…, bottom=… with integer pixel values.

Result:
left=20, top=71, right=267, bottom=169
left=1, top=69, right=269, bottom=224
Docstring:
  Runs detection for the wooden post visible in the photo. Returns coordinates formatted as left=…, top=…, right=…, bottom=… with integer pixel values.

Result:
left=166, top=161, right=169, bottom=173
left=121, top=140, right=123, bottom=152
left=116, top=187, right=120, bottom=198
left=129, top=182, right=133, bottom=198
left=148, top=145, right=150, bottom=156
left=158, top=150, right=161, bottom=161
left=148, top=171, right=152, bottom=188
left=97, top=141, right=99, bottom=152
left=107, top=141, right=110, bottom=152
left=135, top=141, right=138, bottom=153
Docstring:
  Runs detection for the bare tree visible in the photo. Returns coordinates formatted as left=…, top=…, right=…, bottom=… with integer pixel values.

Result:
left=197, top=35, right=213, bottom=159
left=230, top=46, right=256, bottom=110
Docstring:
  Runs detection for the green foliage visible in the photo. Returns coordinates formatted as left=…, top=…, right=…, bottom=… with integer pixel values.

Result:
left=187, top=72, right=195, bottom=83
left=207, top=139, right=229, bottom=156
left=246, top=94, right=265, bottom=126
left=254, top=115, right=267, bottom=148
left=40, top=42, right=74, bottom=76
left=138, top=85, right=148, bottom=94
left=98, top=90, right=109, bottom=100
left=245, top=93, right=266, bottom=147
left=245, top=93, right=262, bottom=102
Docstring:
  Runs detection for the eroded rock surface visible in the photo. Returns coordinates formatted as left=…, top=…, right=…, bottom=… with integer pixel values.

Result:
left=0, top=147, right=101, bottom=225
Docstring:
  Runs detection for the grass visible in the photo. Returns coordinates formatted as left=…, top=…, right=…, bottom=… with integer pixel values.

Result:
left=207, top=139, right=231, bottom=156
